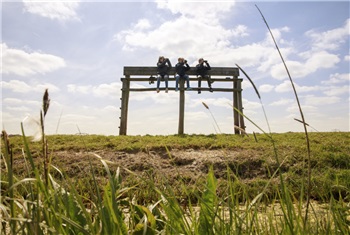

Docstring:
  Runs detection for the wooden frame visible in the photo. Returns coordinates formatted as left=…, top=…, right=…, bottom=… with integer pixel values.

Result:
left=119, top=66, right=245, bottom=135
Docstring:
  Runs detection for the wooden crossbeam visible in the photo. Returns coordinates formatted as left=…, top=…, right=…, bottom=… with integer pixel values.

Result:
left=124, top=66, right=239, bottom=77
left=119, top=66, right=245, bottom=136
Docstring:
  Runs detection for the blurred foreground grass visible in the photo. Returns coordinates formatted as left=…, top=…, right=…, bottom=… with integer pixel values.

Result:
left=1, top=132, right=349, bottom=234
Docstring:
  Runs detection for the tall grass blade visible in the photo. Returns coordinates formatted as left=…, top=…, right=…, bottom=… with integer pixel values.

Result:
left=198, top=165, right=218, bottom=235
left=1, top=130, right=16, bottom=233
left=202, top=102, right=222, bottom=133
left=235, top=64, right=272, bottom=134
left=255, top=4, right=312, bottom=224
left=95, top=155, right=128, bottom=235
left=235, top=63, right=260, bottom=99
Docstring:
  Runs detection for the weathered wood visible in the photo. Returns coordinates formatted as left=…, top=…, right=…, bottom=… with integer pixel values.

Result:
left=178, top=80, right=185, bottom=135
left=237, top=80, right=245, bottom=134
left=126, top=88, right=242, bottom=92
left=124, top=66, right=239, bottom=77
left=119, top=66, right=245, bottom=135
left=124, top=77, right=242, bottom=82
left=233, top=80, right=240, bottom=134
left=119, top=76, right=130, bottom=135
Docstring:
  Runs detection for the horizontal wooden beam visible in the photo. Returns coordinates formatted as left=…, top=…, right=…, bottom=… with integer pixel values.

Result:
left=125, top=87, right=242, bottom=92
left=121, top=77, right=243, bottom=82
left=124, top=66, right=239, bottom=77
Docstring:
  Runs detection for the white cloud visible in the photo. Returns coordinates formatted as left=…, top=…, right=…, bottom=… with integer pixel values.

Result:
left=93, top=82, right=122, bottom=98
left=263, top=19, right=349, bottom=80
left=1, top=43, right=66, bottom=76
left=22, top=0, right=80, bottom=22
left=189, top=97, right=233, bottom=109
left=286, top=104, right=318, bottom=114
left=3, top=98, right=41, bottom=107
left=116, top=16, right=245, bottom=59
left=345, top=55, right=350, bottom=61
left=267, top=27, right=291, bottom=44
left=67, top=84, right=92, bottom=94
left=269, top=98, right=294, bottom=106
left=275, top=80, right=320, bottom=93
left=115, top=1, right=248, bottom=63
left=303, top=95, right=341, bottom=106
left=323, top=85, right=349, bottom=96
left=271, top=51, right=340, bottom=80
left=155, top=1, right=235, bottom=23
left=1, top=80, right=60, bottom=93
left=242, top=98, right=261, bottom=111
left=67, top=82, right=122, bottom=99
left=259, top=84, right=274, bottom=93
left=306, top=18, right=350, bottom=51
left=134, top=19, right=152, bottom=30
left=321, top=73, right=350, bottom=85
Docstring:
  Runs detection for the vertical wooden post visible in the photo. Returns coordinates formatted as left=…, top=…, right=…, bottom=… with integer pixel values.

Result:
left=178, top=78, right=185, bottom=135
left=119, top=76, right=130, bottom=135
left=233, top=79, right=240, bottom=134
left=237, top=79, right=245, bottom=134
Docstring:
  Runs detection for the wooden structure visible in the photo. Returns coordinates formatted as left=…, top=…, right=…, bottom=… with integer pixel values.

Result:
left=119, top=66, right=245, bottom=135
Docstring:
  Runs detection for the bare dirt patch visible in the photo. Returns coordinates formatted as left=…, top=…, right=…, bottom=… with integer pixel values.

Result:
left=48, top=148, right=271, bottom=183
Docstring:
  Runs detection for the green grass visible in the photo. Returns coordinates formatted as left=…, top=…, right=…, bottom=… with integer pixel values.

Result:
left=1, top=131, right=349, bottom=234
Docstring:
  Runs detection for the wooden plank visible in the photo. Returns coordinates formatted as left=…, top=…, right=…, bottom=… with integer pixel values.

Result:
left=237, top=80, right=245, bottom=134
left=125, top=77, right=243, bottom=82
left=119, top=77, right=130, bottom=135
left=124, top=66, right=239, bottom=76
left=233, top=80, right=240, bottom=134
left=178, top=79, right=185, bottom=135
left=127, top=88, right=242, bottom=92
left=120, top=66, right=244, bottom=136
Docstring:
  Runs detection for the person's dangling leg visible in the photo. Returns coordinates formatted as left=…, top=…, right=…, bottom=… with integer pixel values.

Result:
left=198, top=76, right=202, bottom=94
left=185, top=75, right=191, bottom=90
left=164, top=75, right=169, bottom=93
left=156, top=75, right=161, bottom=93
left=175, top=75, right=179, bottom=91
left=207, top=75, right=213, bottom=92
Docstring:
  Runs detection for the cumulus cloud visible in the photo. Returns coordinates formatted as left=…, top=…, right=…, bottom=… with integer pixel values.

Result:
left=1, top=80, right=60, bottom=93
left=155, top=1, right=235, bottom=23
left=275, top=80, right=320, bottom=93
left=259, top=19, right=348, bottom=80
left=270, top=51, right=340, bottom=80
left=303, top=95, right=341, bottom=106
left=1, top=43, right=66, bottom=76
left=306, top=18, right=350, bottom=51
left=321, top=73, right=350, bottom=85
left=189, top=97, right=233, bottom=109
left=67, top=82, right=122, bottom=99
left=3, top=98, right=41, bottom=107
left=116, top=16, right=245, bottom=59
left=268, top=18, right=349, bottom=80
left=269, top=98, right=294, bottom=106
left=115, top=1, right=249, bottom=63
left=115, top=3, right=345, bottom=82
left=323, top=85, right=349, bottom=96
left=259, top=84, right=274, bottom=93
left=134, top=19, right=152, bottom=30
left=22, top=0, right=80, bottom=22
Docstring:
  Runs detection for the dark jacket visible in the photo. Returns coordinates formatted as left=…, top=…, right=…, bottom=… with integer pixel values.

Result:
left=175, top=62, right=190, bottom=76
left=196, top=62, right=211, bottom=77
left=157, top=59, right=172, bottom=76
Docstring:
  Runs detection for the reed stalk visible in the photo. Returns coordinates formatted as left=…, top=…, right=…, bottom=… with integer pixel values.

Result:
left=202, top=101, right=222, bottom=133
left=41, top=89, right=50, bottom=186
left=255, top=5, right=312, bottom=225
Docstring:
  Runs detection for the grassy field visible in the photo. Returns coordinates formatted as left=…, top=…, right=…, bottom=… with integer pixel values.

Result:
left=1, top=131, right=349, bottom=234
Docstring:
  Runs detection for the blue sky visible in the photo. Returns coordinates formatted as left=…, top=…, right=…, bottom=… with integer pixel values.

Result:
left=1, top=0, right=349, bottom=136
